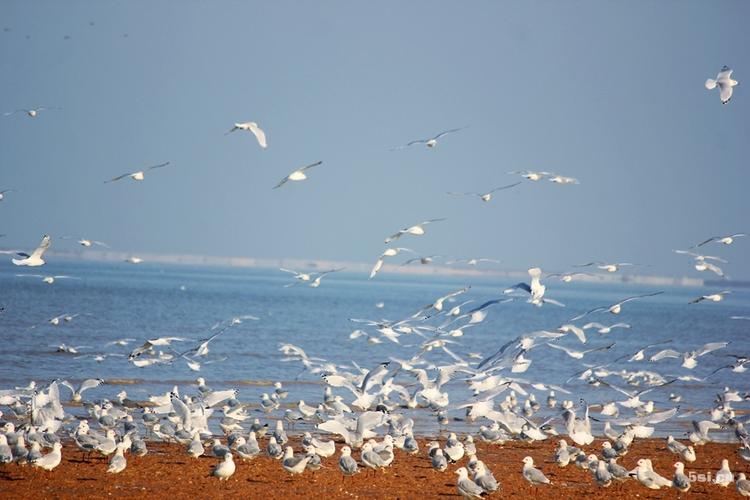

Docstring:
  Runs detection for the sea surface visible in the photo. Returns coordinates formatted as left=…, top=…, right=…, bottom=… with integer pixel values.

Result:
left=1, top=260, right=748, bottom=439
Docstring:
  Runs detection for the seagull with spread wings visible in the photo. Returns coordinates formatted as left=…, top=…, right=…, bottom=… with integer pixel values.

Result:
left=390, top=126, right=467, bottom=150
left=273, top=161, right=322, bottom=189
left=705, top=66, right=739, bottom=104
left=569, top=291, right=664, bottom=321
left=508, top=170, right=551, bottom=181
left=504, top=267, right=564, bottom=307
left=693, top=233, right=747, bottom=248
left=3, top=106, right=61, bottom=118
left=689, top=290, right=731, bottom=304
left=446, top=181, right=521, bottom=202
left=12, top=234, right=51, bottom=267
left=384, top=218, right=446, bottom=244
left=104, top=162, right=171, bottom=183
left=226, top=121, right=267, bottom=148
left=369, top=247, right=415, bottom=278
left=674, top=250, right=726, bottom=277
left=0, top=189, right=16, bottom=201
left=575, top=261, right=638, bottom=273
left=650, top=342, right=729, bottom=369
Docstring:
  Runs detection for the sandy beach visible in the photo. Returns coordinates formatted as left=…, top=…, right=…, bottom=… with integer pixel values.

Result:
left=1, top=437, right=745, bottom=499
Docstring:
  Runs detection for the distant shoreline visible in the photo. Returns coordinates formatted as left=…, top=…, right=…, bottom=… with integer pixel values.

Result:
left=25, top=249, right=714, bottom=288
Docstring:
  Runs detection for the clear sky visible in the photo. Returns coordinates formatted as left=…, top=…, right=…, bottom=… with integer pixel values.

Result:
left=1, top=1, right=749, bottom=279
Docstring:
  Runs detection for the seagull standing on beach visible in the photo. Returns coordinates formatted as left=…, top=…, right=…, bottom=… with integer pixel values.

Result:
left=390, top=127, right=467, bottom=150
left=226, top=122, right=267, bottom=148
left=104, top=162, right=171, bottom=183
left=522, top=456, right=551, bottom=486
left=273, top=161, right=322, bottom=189
left=12, top=234, right=51, bottom=267
left=705, top=66, right=739, bottom=104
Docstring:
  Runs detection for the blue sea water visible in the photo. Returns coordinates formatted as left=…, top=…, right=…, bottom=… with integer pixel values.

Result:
left=1, top=260, right=748, bottom=438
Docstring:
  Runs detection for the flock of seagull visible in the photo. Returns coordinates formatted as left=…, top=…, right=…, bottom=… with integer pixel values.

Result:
left=1, top=63, right=748, bottom=498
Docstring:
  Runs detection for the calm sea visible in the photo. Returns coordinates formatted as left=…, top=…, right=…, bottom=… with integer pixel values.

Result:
left=1, top=260, right=748, bottom=438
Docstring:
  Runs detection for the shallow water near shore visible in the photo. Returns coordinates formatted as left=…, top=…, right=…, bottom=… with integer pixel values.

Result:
left=1, top=260, right=749, bottom=438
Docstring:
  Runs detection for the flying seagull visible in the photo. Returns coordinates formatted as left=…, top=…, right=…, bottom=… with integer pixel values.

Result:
left=504, top=267, right=564, bottom=307
left=575, top=262, right=637, bottom=273
left=104, top=162, right=171, bottom=183
left=369, top=247, right=415, bottom=278
left=705, top=66, right=739, bottom=104
left=0, top=189, right=16, bottom=201
left=12, top=234, right=51, bottom=267
left=16, top=274, right=79, bottom=284
left=548, top=174, right=579, bottom=184
left=3, top=106, right=61, bottom=117
left=570, top=291, right=664, bottom=321
left=446, top=181, right=521, bottom=202
left=390, top=127, right=467, bottom=150
left=273, top=161, right=322, bottom=189
left=509, top=170, right=551, bottom=181
left=693, top=233, right=747, bottom=248
left=689, top=291, right=731, bottom=304
left=384, top=218, right=446, bottom=244
left=674, top=250, right=726, bottom=277
left=226, top=121, right=267, bottom=148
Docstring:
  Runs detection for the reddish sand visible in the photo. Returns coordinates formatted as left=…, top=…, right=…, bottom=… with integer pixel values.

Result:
left=0, top=438, right=745, bottom=499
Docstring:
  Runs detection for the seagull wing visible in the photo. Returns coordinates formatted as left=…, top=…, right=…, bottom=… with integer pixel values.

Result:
left=104, top=172, right=134, bottom=183
left=695, top=342, right=728, bottom=357
left=618, top=291, right=664, bottom=305
left=30, top=235, right=52, bottom=259
left=248, top=123, right=267, bottom=148
left=650, top=349, right=682, bottom=361
left=487, top=181, right=522, bottom=193
left=273, top=175, right=291, bottom=189
left=432, top=127, right=467, bottom=140
left=300, top=160, right=323, bottom=172
left=146, top=161, right=171, bottom=171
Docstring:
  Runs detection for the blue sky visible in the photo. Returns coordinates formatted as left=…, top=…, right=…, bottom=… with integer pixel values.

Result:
left=1, top=1, right=749, bottom=278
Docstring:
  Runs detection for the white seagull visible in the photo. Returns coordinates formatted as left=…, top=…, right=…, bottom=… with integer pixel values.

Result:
left=384, top=218, right=446, bottom=244
left=689, top=290, right=731, bottom=304
left=0, top=189, right=16, bottom=201
left=390, top=127, right=467, bottom=150
left=694, top=233, right=747, bottom=248
left=509, top=170, right=551, bottom=181
left=104, top=162, right=171, bottom=183
left=3, top=106, right=61, bottom=117
left=705, top=66, right=739, bottom=104
left=570, top=291, right=664, bottom=321
left=12, top=234, right=51, bottom=267
left=16, top=274, right=79, bottom=284
left=447, top=181, right=521, bottom=202
left=274, top=161, right=322, bottom=189
left=504, top=267, right=564, bottom=307
left=226, top=121, right=267, bottom=148
left=369, top=247, right=415, bottom=278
